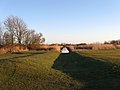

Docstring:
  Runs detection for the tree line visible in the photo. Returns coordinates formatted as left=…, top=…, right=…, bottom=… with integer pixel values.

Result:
left=104, top=40, right=120, bottom=44
left=0, top=15, right=45, bottom=49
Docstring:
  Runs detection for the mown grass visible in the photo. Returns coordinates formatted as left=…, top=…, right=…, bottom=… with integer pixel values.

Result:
left=0, top=50, right=120, bottom=90
left=0, top=51, right=81, bottom=90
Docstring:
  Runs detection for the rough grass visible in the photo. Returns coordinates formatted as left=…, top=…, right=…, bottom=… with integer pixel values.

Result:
left=0, top=50, right=120, bottom=90
left=77, top=49, right=120, bottom=90
left=80, top=49, right=120, bottom=64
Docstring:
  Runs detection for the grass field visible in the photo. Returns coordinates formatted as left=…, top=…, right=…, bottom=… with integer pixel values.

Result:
left=0, top=50, right=120, bottom=90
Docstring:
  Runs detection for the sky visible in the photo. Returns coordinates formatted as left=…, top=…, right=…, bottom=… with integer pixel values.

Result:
left=0, top=0, right=120, bottom=44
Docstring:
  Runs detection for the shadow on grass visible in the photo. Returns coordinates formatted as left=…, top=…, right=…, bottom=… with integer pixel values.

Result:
left=3, top=51, right=46, bottom=60
left=52, top=52, right=120, bottom=90
left=12, top=51, right=46, bottom=55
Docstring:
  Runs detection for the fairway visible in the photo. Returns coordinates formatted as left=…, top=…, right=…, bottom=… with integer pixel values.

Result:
left=0, top=50, right=120, bottom=90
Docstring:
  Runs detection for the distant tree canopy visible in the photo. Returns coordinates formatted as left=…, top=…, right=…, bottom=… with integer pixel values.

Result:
left=0, top=15, right=45, bottom=48
left=104, top=40, right=120, bottom=44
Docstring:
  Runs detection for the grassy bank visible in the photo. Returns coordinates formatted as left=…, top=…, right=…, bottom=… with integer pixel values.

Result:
left=0, top=50, right=120, bottom=90
left=0, top=51, right=81, bottom=90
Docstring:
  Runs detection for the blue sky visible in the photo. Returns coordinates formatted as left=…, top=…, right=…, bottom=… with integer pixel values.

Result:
left=0, top=0, right=120, bottom=44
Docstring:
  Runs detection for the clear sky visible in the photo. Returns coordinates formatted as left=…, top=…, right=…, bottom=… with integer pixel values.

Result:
left=0, top=0, right=120, bottom=44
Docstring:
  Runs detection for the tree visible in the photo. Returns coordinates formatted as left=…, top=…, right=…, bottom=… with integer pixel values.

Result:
left=104, top=40, right=120, bottom=45
left=3, top=31, right=11, bottom=45
left=4, top=16, right=15, bottom=44
left=30, top=32, right=45, bottom=45
left=4, top=15, right=27, bottom=44
left=1, top=15, right=45, bottom=49
left=24, top=30, right=45, bottom=45
left=0, top=22, right=4, bottom=45
left=104, top=41, right=110, bottom=44
left=110, top=40, right=120, bottom=44
left=23, top=29, right=34, bottom=45
left=24, top=29, right=45, bottom=49
left=28, top=30, right=45, bottom=45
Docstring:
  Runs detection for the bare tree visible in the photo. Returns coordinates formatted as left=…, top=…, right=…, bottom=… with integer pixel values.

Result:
left=30, top=31, right=45, bottom=45
left=0, top=22, right=4, bottom=45
left=1, top=15, right=45, bottom=49
left=23, top=29, right=34, bottom=45
left=3, top=31, right=11, bottom=45
left=4, top=16, right=15, bottom=44
left=4, top=16, right=27, bottom=44
left=23, top=29, right=45, bottom=45
left=0, top=24, right=2, bottom=45
left=23, top=29, right=45, bottom=49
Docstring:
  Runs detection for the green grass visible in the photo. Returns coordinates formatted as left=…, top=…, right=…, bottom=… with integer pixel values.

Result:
left=0, top=51, right=81, bottom=90
left=80, top=49, right=120, bottom=64
left=0, top=50, right=120, bottom=90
